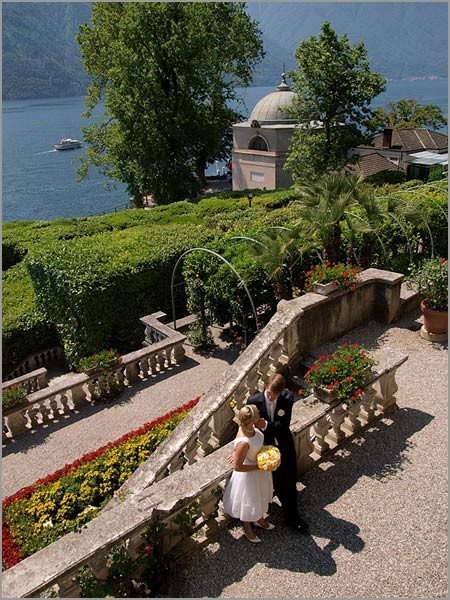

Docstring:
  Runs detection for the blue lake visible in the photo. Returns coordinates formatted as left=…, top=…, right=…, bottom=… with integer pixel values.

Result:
left=2, top=78, right=447, bottom=222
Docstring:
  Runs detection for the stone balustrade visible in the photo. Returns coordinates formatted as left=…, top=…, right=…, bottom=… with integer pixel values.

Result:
left=4, top=347, right=64, bottom=381
left=1, top=349, right=407, bottom=599
left=2, top=313, right=186, bottom=443
left=105, top=268, right=406, bottom=507
left=2, top=367, right=49, bottom=394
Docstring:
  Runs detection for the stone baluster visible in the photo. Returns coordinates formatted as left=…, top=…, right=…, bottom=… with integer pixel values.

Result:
left=4, top=410, right=27, bottom=437
left=257, top=354, right=272, bottom=384
left=232, top=382, right=248, bottom=408
left=86, top=379, right=98, bottom=402
left=373, top=369, right=399, bottom=415
left=195, top=421, right=214, bottom=459
left=48, top=394, right=61, bottom=419
left=199, top=489, right=220, bottom=539
left=341, top=401, right=362, bottom=437
left=87, top=553, right=109, bottom=584
left=126, top=531, right=145, bottom=560
left=309, top=414, right=331, bottom=462
left=56, top=573, right=81, bottom=598
left=37, top=371, right=48, bottom=389
left=125, top=362, right=140, bottom=385
left=165, top=347, right=172, bottom=368
left=325, top=403, right=347, bottom=449
left=149, top=354, right=158, bottom=375
left=210, top=402, right=236, bottom=449
left=26, top=404, right=41, bottom=429
left=296, top=427, right=315, bottom=475
left=3, top=421, right=10, bottom=443
left=168, top=452, right=185, bottom=474
left=140, top=357, right=149, bottom=379
left=173, top=342, right=186, bottom=364
left=71, top=383, right=87, bottom=410
left=59, top=392, right=72, bottom=414
left=157, top=351, right=166, bottom=371
left=39, top=399, right=53, bottom=424
left=357, top=385, right=377, bottom=427
left=244, top=367, right=260, bottom=395
left=182, top=435, right=199, bottom=465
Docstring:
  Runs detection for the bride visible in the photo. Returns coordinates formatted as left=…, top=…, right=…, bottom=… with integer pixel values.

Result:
left=222, top=404, right=275, bottom=543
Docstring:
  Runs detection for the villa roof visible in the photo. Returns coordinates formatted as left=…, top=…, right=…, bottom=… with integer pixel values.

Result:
left=345, top=153, right=401, bottom=178
left=360, top=128, right=448, bottom=152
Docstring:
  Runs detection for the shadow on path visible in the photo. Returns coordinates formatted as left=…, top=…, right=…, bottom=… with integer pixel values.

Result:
left=169, top=405, right=434, bottom=597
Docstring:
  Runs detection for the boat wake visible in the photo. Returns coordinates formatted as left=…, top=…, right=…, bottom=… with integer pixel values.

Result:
left=33, top=149, right=57, bottom=155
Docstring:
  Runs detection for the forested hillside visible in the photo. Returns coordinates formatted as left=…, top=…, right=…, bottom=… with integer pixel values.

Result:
left=2, top=2, right=448, bottom=100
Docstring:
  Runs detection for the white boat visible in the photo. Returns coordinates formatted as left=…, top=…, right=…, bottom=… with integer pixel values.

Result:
left=54, top=138, right=82, bottom=151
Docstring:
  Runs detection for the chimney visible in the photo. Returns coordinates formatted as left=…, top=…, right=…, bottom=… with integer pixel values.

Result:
left=382, top=128, right=393, bottom=149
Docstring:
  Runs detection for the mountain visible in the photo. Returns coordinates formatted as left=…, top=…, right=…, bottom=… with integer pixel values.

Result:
left=2, top=2, right=91, bottom=100
left=2, top=2, right=448, bottom=100
left=247, top=2, right=448, bottom=84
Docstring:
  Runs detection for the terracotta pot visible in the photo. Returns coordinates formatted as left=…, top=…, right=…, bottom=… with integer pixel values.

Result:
left=420, top=300, right=448, bottom=334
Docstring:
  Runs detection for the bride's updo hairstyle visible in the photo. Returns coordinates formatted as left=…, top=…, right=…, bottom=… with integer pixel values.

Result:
left=238, top=404, right=258, bottom=434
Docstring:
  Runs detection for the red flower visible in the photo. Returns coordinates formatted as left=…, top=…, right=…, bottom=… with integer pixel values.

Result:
left=326, top=261, right=331, bottom=267
left=330, top=366, right=336, bottom=373
left=342, top=342, right=348, bottom=348
left=352, top=343, right=359, bottom=348
left=326, top=384, right=333, bottom=390
left=297, top=389, right=303, bottom=396
left=319, top=355, right=326, bottom=361
left=334, top=381, right=340, bottom=387
left=346, top=376, right=353, bottom=383
left=346, top=355, right=351, bottom=362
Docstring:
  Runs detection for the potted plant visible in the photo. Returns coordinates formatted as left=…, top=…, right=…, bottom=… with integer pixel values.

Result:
left=303, top=262, right=362, bottom=295
left=304, top=342, right=377, bottom=404
left=76, top=349, right=121, bottom=376
left=407, top=257, right=448, bottom=340
left=2, top=385, right=28, bottom=413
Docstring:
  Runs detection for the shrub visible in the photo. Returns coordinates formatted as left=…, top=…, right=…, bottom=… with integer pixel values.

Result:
left=75, top=349, right=121, bottom=373
left=406, top=257, right=448, bottom=311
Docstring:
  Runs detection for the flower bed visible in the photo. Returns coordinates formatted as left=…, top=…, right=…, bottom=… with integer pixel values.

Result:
left=304, top=342, right=376, bottom=402
left=2, top=397, right=199, bottom=569
left=303, top=262, right=362, bottom=293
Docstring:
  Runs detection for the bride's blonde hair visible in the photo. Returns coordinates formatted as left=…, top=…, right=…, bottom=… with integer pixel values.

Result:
left=238, top=404, right=258, bottom=434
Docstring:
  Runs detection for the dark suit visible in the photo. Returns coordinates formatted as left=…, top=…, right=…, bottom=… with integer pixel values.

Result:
left=247, top=389, right=300, bottom=525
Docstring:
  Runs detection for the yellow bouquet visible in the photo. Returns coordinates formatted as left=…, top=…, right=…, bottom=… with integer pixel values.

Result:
left=256, top=445, right=281, bottom=472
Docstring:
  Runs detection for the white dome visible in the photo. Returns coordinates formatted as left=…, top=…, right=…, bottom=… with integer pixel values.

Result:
left=249, top=76, right=297, bottom=125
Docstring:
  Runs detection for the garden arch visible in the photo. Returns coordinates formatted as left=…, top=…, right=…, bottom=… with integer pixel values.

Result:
left=170, top=248, right=260, bottom=333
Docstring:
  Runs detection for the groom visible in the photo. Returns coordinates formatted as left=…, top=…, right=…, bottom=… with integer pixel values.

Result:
left=247, top=373, right=309, bottom=534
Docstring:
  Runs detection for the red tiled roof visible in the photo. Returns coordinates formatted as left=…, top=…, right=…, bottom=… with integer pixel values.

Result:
left=345, top=153, right=401, bottom=178
left=361, top=128, right=448, bottom=152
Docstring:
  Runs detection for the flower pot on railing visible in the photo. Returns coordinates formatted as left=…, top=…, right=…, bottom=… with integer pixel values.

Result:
left=84, top=359, right=120, bottom=377
left=313, top=386, right=338, bottom=403
left=313, top=282, right=339, bottom=296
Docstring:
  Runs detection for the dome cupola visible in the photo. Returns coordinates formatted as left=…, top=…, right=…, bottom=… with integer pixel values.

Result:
left=249, top=74, right=297, bottom=125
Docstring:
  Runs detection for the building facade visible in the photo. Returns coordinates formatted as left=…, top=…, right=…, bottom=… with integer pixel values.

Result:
left=232, top=76, right=297, bottom=191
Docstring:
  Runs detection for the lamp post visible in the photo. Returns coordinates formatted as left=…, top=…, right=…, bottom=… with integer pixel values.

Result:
left=247, top=191, right=253, bottom=208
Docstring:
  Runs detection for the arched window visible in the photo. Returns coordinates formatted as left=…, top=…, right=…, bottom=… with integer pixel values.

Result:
left=249, top=136, right=268, bottom=151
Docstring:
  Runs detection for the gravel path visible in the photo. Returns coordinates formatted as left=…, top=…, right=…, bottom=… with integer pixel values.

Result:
left=169, top=310, right=448, bottom=599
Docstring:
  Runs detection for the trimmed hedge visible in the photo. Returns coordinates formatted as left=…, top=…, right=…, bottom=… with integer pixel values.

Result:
left=26, top=224, right=214, bottom=366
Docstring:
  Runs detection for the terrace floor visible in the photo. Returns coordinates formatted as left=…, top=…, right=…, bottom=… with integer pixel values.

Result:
left=2, top=309, right=448, bottom=598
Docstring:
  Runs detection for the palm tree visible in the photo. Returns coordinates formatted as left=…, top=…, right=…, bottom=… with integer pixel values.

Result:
left=294, top=173, right=370, bottom=264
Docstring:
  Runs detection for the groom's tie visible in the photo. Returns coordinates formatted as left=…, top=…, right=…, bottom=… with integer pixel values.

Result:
left=269, top=401, right=275, bottom=421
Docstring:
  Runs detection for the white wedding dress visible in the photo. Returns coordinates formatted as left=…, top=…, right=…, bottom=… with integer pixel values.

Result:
left=222, top=428, right=273, bottom=522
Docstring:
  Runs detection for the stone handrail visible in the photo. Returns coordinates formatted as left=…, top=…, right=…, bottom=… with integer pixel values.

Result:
left=105, top=268, right=405, bottom=507
left=1, top=349, right=407, bottom=598
left=2, top=368, right=48, bottom=394
left=2, top=313, right=186, bottom=443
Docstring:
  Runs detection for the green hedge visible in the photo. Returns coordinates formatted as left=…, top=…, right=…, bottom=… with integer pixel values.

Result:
left=27, top=224, right=214, bottom=366
left=2, top=263, right=60, bottom=376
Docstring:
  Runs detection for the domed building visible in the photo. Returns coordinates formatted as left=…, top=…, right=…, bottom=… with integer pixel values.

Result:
left=232, top=75, right=297, bottom=191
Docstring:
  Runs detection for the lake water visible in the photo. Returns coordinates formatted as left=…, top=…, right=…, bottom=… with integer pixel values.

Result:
left=2, top=79, right=448, bottom=222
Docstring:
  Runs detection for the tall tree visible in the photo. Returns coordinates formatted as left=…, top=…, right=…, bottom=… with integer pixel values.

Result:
left=285, top=21, right=386, bottom=182
left=77, top=2, right=264, bottom=205
left=367, top=98, right=448, bottom=133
